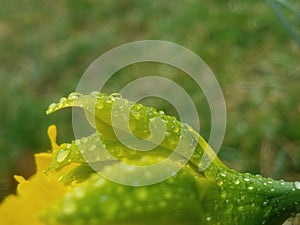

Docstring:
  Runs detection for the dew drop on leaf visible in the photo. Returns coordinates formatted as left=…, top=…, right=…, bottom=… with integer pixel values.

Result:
left=294, top=181, right=300, bottom=190
left=56, top=149, right=70, bottom=162
left=96, top=102, right=104, bottom=110
left=267, top=178, right=273, bottom=184
left=262, top=201, right=269, bottom=207
left=220, top=172, right=226, bottom=177
left=167, top=137, right=177, bottom=146
left=115, top=147, right=123, bottom=157
left=82, top=137, right=88, bottom=143
left=111, top=93, right=122, bottom=99
left=90, top=91, right=100, bottom=97
left=59, top=97, right=67, bottom=104
left=105, top=96, right=114, bottom=104
left=48, top=103, right=57, bottom=112
left=234, top=179, right=240, bottom=185
left=75, top=139, right=81, bottom=146
left=170, top=125, right=180, bottom=133
left=243, top=173, right=250, bottom=182
left=89, top=144, right=96, bottom=152
left=68, top=92, right=83, bottom=100
left=132, top=111, right=141, bottom=120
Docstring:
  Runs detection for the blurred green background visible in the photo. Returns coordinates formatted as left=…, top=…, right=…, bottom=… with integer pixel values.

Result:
left=0, top=0, right=299, bottom=201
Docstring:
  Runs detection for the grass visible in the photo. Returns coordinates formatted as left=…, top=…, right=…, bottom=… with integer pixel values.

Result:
left=0, top=0, right=299, bottom=201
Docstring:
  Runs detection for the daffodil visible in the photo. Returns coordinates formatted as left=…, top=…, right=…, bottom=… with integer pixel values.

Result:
left=0, top=126, right=69, bottom=225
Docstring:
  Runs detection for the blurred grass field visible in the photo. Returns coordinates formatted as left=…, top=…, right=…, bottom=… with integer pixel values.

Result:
left=0, top=0, right=299, bottom=201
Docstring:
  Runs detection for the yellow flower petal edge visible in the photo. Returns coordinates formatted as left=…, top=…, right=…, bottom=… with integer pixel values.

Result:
left=0, top=125, right=69, bottom=225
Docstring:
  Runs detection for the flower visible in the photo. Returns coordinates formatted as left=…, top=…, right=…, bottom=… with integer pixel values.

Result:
left=0, top=125, right=69, bottom=225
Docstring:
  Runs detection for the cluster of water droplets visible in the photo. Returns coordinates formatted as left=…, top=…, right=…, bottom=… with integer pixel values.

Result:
left=207, top=163, right=300, bottom=225
left=47, top=92, right=85, bottom=114
left=49, top=91, right=196, bottom=160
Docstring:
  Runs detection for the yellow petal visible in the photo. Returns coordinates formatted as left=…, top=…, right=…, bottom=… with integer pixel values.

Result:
left=48, top=125, right=59, bottom=150
left=0, top=154, right=68, bottom=225
left=0, top=126, right=70, bottom=225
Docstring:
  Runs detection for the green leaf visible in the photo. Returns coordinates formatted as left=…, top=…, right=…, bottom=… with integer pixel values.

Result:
left=43, top=91, right=300, bottom=225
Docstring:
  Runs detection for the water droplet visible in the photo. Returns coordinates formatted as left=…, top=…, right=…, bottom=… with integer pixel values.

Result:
left=111, top=93, right=122, bottom=99
left=48, top=103, right=57, bottom=112
left=243, top=173, right=251, bottom=182
left=167, top=137, right=177, bottom=146
left=234, top=179, right=240, bottom=185
left=75, top=139, right=81, bottom=146
left=96, top=102, right=104, bottom=110
left=59, top=97, right=67, bottom=104
left=132, top=111, right=141, bottom=120
left=68, top=92, right=83, bottom=100
left=105, top=96, right=115, bottom=104
left=158, top=111, right=165, bottom=116
left=262, top=201, right=268, bottom=207
left=112, top=110, right=119, bottom=118
left=248, top=186, right=254, bottom=190
left=82, top=137, right=88, bottom=143
left=279, top=179, right=285, bottom=185
left=89, top=144, right=96, bottom=152
left=255, top=174, right=263, bottom=180
left=220, top=189, right=226, bottom=198
left=56, top=149, right=70, bottom=162
left=90, top=91, right=99, bottom=97
left=294, top=181, right=300, bottom=190
left=267, top=178, right=273, bottom=184
left=217, top=178, right=224, bottom=186
left=115, top=147, right=123, bottom=157
left=170, top=125, right=180, bottom=133
left=220, top=172, right=226, bottom=177
left=270, top=187, right=275, bottom=192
